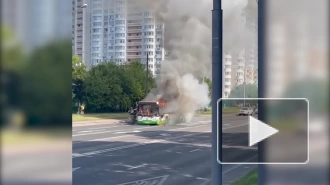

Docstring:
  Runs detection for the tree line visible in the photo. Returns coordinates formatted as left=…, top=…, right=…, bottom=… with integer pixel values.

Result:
left=72, top=55, right=155, bottom=113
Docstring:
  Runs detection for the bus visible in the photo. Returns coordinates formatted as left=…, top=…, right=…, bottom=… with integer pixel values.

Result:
left=129, top=100, right=183, bottom=125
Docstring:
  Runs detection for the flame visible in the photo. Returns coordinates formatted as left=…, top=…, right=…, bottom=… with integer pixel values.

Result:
left=157, top=99, right=167, bottom=107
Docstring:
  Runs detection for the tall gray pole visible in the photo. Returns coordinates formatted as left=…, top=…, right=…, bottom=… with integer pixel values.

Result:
left=243, top=50, right=247, bottom=107
left=212, top=0, right=222, bottom=184
left=146, top=54, right=149, bottom=96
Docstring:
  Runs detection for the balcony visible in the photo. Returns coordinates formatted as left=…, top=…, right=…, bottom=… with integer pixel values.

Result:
left=127, top=55, right=141, bottom=59
left=127, top=29, right=142, bottom=33
left=224, top=81, right=231, bottom=86
left=127, top=35, right=142, bottom=39
left=127, top=23, right=142, bottom=27
left=127, top=48, right=142, bottom=52
left=127, top=42, right=142, bottom=46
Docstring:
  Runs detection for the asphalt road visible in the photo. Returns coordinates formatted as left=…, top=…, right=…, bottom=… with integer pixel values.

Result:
left=73, top=115, right=257, bottom=185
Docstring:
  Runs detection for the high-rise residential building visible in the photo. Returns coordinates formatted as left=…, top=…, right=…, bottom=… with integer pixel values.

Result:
left=3, top=0, right=72, bottom=52
left=89, top=0, right=165, bottom=76
left=72, top=0, right=91, bottom=68
left=223, top=54, right=232, bottom=97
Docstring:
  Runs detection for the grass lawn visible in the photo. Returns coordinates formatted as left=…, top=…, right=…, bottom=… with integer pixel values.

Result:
left=73, top=112, right=128, bottom=122
left=197, top=107, right=241, bottom=115
left=233, top=169, right=258, bottom=185
left=1, top=130, right=57, bottom=147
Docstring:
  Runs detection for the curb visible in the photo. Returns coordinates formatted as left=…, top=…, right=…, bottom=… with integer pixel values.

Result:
left=72, top=119, right=128, bottom=127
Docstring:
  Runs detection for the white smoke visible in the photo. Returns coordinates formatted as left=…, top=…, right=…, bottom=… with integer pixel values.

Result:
left=141, top=0, right=255, bottom=123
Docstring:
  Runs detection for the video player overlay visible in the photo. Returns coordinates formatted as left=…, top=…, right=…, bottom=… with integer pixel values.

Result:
left=217, top=98, right=309, bottom=164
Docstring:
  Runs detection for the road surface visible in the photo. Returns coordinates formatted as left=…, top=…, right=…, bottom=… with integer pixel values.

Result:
left=73, top=115, right=257, bottom=185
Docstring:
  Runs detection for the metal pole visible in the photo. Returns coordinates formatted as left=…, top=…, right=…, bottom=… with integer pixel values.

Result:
left=243, top=51, right=246, bottom=107
left=212, top=0, right=222, bottom=184
left=146, top=54, right=149, bottom=95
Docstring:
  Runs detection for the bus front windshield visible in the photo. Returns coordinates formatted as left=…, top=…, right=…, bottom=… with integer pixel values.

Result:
left=138, top=104, right=159, bottom=117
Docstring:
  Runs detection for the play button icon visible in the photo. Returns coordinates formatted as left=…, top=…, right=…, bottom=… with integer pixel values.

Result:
left=249, top=116, right=279, bottom=146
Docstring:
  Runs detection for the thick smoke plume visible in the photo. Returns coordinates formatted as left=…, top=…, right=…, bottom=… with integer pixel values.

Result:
left=141, top=0, right=255, bottom=123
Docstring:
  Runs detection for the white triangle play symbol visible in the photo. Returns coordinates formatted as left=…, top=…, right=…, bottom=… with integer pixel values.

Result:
left=249, top=116, right=279, bottom=146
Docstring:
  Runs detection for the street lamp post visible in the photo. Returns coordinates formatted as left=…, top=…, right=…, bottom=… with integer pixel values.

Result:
left=146, top=54, right=149, bottom=96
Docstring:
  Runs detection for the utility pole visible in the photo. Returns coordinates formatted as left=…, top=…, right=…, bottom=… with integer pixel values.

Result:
left=243, top=50, right=247, bottom=107
left=212, top=0, right=222, bottom=184
left=146, top=54, right=149, bottom=96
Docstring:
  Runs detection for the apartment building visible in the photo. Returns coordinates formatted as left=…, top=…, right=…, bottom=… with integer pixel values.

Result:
left=3, top=0, right=72, bottom=52
left=89, top=0, right=165, bottom=76
left=223, top=54, right=232, bottom=97
left=72, top=0, right=91, bottom=67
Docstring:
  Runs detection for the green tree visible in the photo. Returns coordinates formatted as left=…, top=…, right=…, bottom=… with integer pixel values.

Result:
left=280, top=79, right=328, bottom=115
left=19, top=39, right=72, bottom=125
left=72, top=55, right=87, bottom=107
left=83, top=61, right=156, bottom=113
left=203, top=77, right=212, bottom=98
left=1, top=26, right=25, bottom=72
left=226, top=84, right=258, bottom=106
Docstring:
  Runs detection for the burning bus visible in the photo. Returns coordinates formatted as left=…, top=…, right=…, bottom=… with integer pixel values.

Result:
left=129, top=100, right=170, bottom=125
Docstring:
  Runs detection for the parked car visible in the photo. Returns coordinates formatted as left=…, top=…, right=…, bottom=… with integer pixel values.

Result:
left=254, top=107, right=258, bottom=114
left=238, top=107, right=254, bottom=116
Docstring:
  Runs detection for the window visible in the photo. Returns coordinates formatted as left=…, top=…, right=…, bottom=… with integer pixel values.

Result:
left=115, top=39, right=125, bottom=44
left=156, top=31, right=162, bottom=35
left=93, top=16, right=102, bottom=21
left=115, top=46, right=125, bottom=50
left=143, top=38, right=154, bottom=43
left=144, top=18, right=154, bottom=23
left=115, top=26, right=125, bottom=31
left=115, top=20, right=125, bottom=25
left=225, top=65, right=230, bottom=68
left=93, top=22, right=102, bottom=26
left=144, top=31, right=154, bottom=36
left=144, top=12, right=151, bottom=16
left=115, top=33, right=125, bottom=37
left=224, top=85, right=230, bottom=89
left=92, top=47, right=100, bottom=51
left=93, top=10, right=102, bottom=14
left=225, top=78, right=230, bottom=82
left=92, top=4, right=102, bottom=8
left=156, top=38, right=162, bottom=42
left=115, top=14, right=125, bottom=19
left=225, top=72, right=230, bottom=75
left=115, top=0, right=125, bottom=5
left=116, top=7, right=125, bottom=12
left=92, top=35, right=101, bottom=39
left=128, top=12, right=142, bottom=17
left=145, top=45, right=153, bottom=49
left=156, top=51, right=162, bottom=55
left=144, top=51, right=153, bottom=56
left=109, top=46, right=114, bottom=50
left=92, top=28, right=101, bottom=33
left=92, top=53, right=101, bottom=57
left=109, top=15, right=114, bottom=19
left=156, top=25, right=162, bottom=29
left=115, top=52, right=125, bottom=56
left=144, top=25, right=154, bottom=29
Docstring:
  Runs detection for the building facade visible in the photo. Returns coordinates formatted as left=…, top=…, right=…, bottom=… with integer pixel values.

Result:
left=72, top=0, right=91, bottom=68
left=88, top=0, right=165, bottom=76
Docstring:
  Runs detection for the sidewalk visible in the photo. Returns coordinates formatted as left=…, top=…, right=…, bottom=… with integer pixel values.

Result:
left=72, top=119, right=128, bottom=127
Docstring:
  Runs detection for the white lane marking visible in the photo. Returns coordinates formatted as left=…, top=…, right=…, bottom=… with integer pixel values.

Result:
left=133, top=130, right=141, bottom=133
left=127, top=164, right=147, bottom=170
left=73, top=123, right=209, bottom=144
left=72, top=167, right=80, bottom=172
left=78, top=131, right=94, bottom=133
left=73, top=126, right=154, bottom=137
left=189, top=149, right=201, bottom=152
left=222, top=155, right=257, bottom=175
left=115, top=175, right=169, bottom=185
left=72, top=131, right=210, bottom=158
left=116, top=132, right=127, bottom=134
left=223, top=123, right=248, bottom=130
